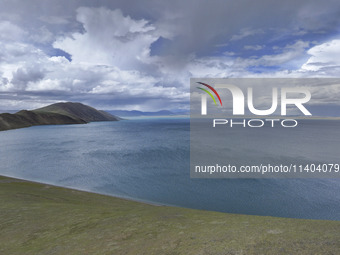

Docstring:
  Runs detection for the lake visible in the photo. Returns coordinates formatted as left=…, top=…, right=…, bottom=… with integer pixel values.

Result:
left=0, top=118, right=339, bottom=220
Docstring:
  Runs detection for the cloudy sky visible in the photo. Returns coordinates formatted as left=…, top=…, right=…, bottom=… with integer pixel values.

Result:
left=1, top=0, right=340, bottom=113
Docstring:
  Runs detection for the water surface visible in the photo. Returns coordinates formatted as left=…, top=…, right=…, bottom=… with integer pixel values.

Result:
left=0, top=118, right=339, bottom=220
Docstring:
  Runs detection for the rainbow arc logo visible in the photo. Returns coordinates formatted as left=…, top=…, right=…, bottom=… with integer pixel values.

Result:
left=196, top=82, right=223, bottom=106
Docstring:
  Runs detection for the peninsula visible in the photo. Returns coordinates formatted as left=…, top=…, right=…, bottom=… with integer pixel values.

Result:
left=0, top=102, right=119, bottom=131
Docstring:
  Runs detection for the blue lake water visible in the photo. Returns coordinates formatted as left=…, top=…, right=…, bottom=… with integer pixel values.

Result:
left=0, top=118, right=339, bottom=220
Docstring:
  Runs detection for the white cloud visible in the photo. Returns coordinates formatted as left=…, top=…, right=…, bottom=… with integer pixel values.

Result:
left=27, top=79, right=67, bottom=91
left=243, top=40, right=309, bottom=67
left=223, top=51, right=236, bottom=56
left=53, top=7, right=158, bottom=68
left=301, top=39, right=340, bottom=71
left=0, top=21, right=27, bottom=41
left=244, top=45, right=263, bottom=51
left=230, top=28, right=264, bottom=41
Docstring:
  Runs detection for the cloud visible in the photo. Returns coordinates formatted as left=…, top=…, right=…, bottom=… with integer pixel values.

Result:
left=251, top=40, right=310, bottom=67
left=53, top=7, right=158, bottom=68
left=0, top=21, right=27, bottom=41
left=230, top=28, right=264, bottom=41
left=39, top=15, right=69, bottom=25
left=1, top=1, right=340, bottom=112
left=29, top=26, right=54, bottom=44
left=301, top=39, right=340, bottom=72
left=11, top=66, right=45, bottom=90
left=244, top=45, right=263, bottom=51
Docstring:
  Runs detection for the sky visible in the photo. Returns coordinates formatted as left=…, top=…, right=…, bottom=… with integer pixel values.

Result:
left=1, top=0, right=340, bottom=113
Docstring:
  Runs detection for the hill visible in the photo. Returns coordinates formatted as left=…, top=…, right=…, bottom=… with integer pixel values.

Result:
left=0, top=175, right=339, bottom=255
left=0, top=102, right=119, bottom=131
left=34, top=102, right=119, bottom=122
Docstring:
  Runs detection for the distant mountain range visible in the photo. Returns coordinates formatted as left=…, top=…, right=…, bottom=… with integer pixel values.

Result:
left=0, top=102, right=119, bottom=131
left=106, top=109, right=188, bottom=117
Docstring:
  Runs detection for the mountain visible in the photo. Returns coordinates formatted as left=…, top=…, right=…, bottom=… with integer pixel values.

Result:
left=106, top=110, right=176, bottom=117
left=34, top=102, right=118, bottom=122
left=0, top=102, right=119, bottom=131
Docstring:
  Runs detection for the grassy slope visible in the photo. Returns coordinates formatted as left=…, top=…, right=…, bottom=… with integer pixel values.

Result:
left=34, top=102, right=118, bottom=122
left=0, top=102, right=119, bottom=131
left=0, top=176, right=339, bottom=255
left=0, top=111, right=86, bottom=131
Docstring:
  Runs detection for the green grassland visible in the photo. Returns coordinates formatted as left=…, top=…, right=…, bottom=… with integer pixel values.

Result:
left=0, top=175, right=339, bottom=255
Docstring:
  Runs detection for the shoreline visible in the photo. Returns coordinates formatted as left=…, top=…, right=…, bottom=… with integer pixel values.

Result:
left=0, top=174, right=166, bottom=207
left=2, top=174, right=339, bottom=221
left=1, top=174, right=340, bottom=254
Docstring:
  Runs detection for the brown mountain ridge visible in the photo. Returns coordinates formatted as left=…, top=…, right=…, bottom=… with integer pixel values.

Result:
left=0, top=102, right=119, bottom=131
